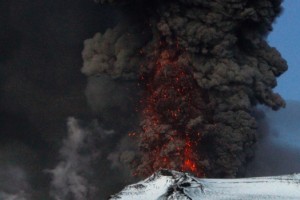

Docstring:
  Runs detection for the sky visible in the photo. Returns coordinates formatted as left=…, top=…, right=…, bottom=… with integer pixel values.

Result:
left=269, top=0, right=300, bottom=101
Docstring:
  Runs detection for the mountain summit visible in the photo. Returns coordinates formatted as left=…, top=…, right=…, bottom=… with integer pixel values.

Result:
left=110, top=169, right=300, bottom=200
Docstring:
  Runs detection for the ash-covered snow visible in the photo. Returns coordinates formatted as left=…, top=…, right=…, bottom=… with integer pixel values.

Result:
left=110, top=170, right=300, bottom=200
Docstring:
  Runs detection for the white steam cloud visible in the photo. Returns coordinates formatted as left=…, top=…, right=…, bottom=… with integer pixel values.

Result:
left=48, top=117, right=107, bottom=200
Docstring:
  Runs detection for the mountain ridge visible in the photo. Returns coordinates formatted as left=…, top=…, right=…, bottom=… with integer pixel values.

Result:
left=110, top=169, right=300, bottom=200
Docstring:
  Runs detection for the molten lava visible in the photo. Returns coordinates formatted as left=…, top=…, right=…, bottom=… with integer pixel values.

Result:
left=182, top=138, right=198, bottom=174
left=136, top=42, right=204, bottom=177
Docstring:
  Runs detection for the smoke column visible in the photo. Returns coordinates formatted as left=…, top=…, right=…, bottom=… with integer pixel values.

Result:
left=82, top=0, right=287, bottom=178
left=48, top=117, right=100, bottom=200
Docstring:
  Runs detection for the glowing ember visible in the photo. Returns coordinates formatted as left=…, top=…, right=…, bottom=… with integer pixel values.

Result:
left=182, top=138, right=201, bottom=176
left=136, top=41, right=204, bottom=177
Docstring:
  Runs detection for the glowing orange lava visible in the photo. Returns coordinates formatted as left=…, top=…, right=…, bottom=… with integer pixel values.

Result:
left=182, top=138, right=199, bottom=175
left=137, top=41, right=204, bottom=177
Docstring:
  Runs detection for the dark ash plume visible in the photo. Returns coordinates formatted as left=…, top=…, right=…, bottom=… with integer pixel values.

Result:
left=83, top=0, right=287, bottom=178
left=84, top=75, right=141, bottom=130
left=246, top=101, right=300, bottom=177
left=81, top=24, right=149, bottom=80
left=0, top=165, right=31, bottom=200
left=0, top=0, right=140, bottom=199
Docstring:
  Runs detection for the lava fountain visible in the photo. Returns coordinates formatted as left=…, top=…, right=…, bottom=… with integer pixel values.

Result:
left=136, top=41, right=204, bottom=176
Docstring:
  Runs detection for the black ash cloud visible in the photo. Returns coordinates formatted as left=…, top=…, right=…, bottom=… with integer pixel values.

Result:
left=83, top=0, right=288, bottom=177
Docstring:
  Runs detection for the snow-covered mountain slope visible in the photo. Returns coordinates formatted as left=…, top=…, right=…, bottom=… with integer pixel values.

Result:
left=110, top=169, right=300, bottom=200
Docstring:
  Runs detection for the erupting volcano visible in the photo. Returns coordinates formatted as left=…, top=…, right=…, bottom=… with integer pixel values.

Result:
left=137, top=43, right=204, bottom=176
left=82, top=0, right=288, bottom=178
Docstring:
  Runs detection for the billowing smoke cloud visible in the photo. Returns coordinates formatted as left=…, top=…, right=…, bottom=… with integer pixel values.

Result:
left=0, top=0, right=120, bottom=150
left=85, top=75, right=140, bottom=130
left=83, top=0, right=287, bottom=178
left=81, top=24, right=149, bottom=80
left=0, top=139, right=48, bottom=200
left=246, top=101, right=300, bottom=176
left=48, top=117, right=101, bottom=200
left=48, top=117, right=138, bottom=199
left=0, top=165, right=31, bottom=200
left=0, top=0, right=137, bottom=198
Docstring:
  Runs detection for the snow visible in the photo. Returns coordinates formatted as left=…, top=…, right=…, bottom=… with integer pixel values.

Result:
left=199, top=174, right=300, bottom=199
left=110, top=172, right=175, bottom=200
left=110, top=170, right=300, bottom=200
